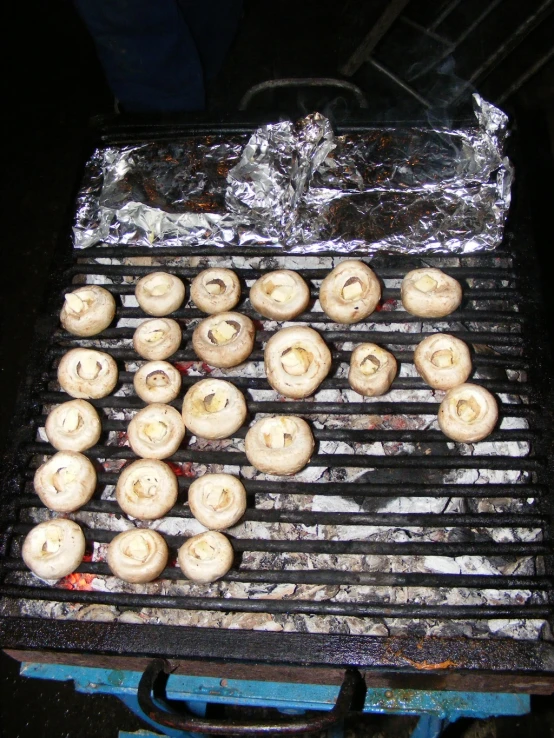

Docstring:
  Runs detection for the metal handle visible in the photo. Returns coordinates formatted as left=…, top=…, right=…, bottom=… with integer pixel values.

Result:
left=138, top=658, right=363, bottom=735
left=238, top=78, right=369, bottom=110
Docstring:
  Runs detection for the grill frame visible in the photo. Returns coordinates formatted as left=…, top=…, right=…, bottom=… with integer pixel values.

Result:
left=0, top=120, right=553, bottom=679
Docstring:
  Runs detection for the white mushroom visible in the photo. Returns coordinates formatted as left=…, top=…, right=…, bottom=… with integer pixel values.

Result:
left=133, top=318, right=182, bottom=361
left=22, top=519, right=86, bottom=580
left=319, top=261, right=381, bottom=324
left=188, top=474, right=247, bottom=530
left=245, top=416, right=314, bottom=476
left=192, top=312, right=255, bottom=368
left=264, top=326, right=331, bottom=399
left=60, top=285, right=116, bottom=337
left=34, top=451, right=96, bottom=513
left=250, top=270, right=310, bottom=321
left=438, top=383, right=498, bottom=442
left=107, top=529, right=168, bottom=583
left=116, top=458, right=178, bottom=520
left=177, top=531, right=234, bottom=583
left=348, top=344, right=397, bottom=397
left=58, top=348, right=118, bottom=399
left=127, top=403, right=185, bottom=459
left=182, top=379, right=247, bottom=440
left=45, top=399, right=102, bottom=452
left=134, top=361, right=182, bottom=404
left=414, top=334, right=472, bottom=390
left=190, top=268, right=241, bottom=314
left=135, top=272, right=185, bottom=316
left=401, top=268, right=462, bottom=317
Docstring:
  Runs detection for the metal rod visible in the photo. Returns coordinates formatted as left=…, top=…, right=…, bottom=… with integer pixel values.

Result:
left=427, top=0, right=462, bottom=32
left=497, top=46, right=554, bottom=103
left=449, top=0, right=554, bottom=104
left=400, top=16, right=451, bottom=46
left=340, top=0, right=411, bottom=76
left=238, top=78, right=369, bottom=111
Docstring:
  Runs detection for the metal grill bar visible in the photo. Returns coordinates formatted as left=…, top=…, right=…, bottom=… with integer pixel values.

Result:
left=2, top=558, right=551, bottom=590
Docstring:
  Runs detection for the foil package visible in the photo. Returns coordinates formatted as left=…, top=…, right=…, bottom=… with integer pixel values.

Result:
left=74, top=94, right=512, bottom=254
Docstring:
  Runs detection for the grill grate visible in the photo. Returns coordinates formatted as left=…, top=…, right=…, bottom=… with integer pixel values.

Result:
left=0, top=241, right=552, bottom=649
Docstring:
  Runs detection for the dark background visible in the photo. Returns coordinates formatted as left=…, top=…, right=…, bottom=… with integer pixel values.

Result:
left=1, top=0, right=553, bottom=735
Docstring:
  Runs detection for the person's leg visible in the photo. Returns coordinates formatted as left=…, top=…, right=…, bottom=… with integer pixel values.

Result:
left=177, top=0, right=243, bottom=81
left=74, top=0, right=205, bottom=112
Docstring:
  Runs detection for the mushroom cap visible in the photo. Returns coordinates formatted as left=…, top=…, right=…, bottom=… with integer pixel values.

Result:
left=414, top=333, right=472, bottom=390
left=134, top=361, right=182, bottom=404
left=22, top=519, right=86, bottom=580
left=116, top=458, right=178, bottom=520
left=438, top=383, right=498, bottom=442
left=250, top=270, right=310, bottom=321
left=264, top=326, right=331, bottom=399
left=107, top=529, right=168, bottom=583
left=348, top=344, right=397, bottom=397
left=182, top=378, right=247, bottom=440
left=127, top=403, right=185, bottom=459
left=34, top=451, right=96, bottom=513
left=177, top=531, right=234, bottom=583
left=133, top=318, right=182, bottom=361
left=245, top=416, right=314, bottom=476
left=192, top=312, right=255, bottom=368
left=319, top=261, right=381, bottom=324
left=401, top=268, right=462, bottom=318
left=135, top=272, right=186, bottom=317
left=190, top=268, right=241, bottom=314
left=58, top=348, right=118, bottom=399
left=60, top=285, right=116, bottom=337
left=188, top=473, right=247, bottom=530
left=45, top=399, right=102, bottom=452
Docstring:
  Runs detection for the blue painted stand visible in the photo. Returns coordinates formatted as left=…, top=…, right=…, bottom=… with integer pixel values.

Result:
left=21, top=663, right=530, bottom=738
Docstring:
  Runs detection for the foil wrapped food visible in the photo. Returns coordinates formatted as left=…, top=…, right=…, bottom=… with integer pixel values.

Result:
left=74, top=95, right=512, bottom=254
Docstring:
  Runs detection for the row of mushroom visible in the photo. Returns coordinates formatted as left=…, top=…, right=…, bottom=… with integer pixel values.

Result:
left=25, top=259, right=498, bottom=585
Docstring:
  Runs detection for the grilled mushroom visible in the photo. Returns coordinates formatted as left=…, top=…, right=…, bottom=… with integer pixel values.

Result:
left=22, top=519, right=86, bottom=580
left=192, top=312, right=255, bottom=368
left=60, top=285, right=116, bottom=337
left=190, top=268, right=241, bottom=314
left=135, top=272, right=185, bottom=316
left=348, top=344, right=397, bottom=397
left=319, top=261, right=381, bottom=324
left=58, top=348, right=118, bottom=399
left=127, top=403, right=185, bottom=459
left=264, top=326, right=331, bottom=399
left=134, top=361, right=182, bottom=404
left=182, top=379, right=247, bottom=439
left=401, top=268, right=462, bottom=318
left=245, top=416, right=314, bottom=476
left=188, top=473, right=246, bottom=530
left=133, top=318, right=182, bottom=361
left=438, top=383, right=498, bottom=442
left=45, top=399, right=101, bottom=452
left=107, top=529, right=168, bottom=583
left=177, top=531, right=234, bottom=583
left=414, top=333, right=472, bottom=390
left=116, top=458, right=178, bottom=520
left=34, top=451, right=96, bottom=513
left=250, top=270, right=310, bottom=321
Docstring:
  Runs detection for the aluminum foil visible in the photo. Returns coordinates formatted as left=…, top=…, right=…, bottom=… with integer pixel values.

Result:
left=74, top=94, right=512, bottom=255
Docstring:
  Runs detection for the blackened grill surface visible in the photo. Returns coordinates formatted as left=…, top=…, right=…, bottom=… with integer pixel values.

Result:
left=0, top=129, right=553, bottom=674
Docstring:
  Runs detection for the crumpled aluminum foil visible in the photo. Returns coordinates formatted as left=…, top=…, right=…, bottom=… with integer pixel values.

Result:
left=73, top=95, right=512, bottom=254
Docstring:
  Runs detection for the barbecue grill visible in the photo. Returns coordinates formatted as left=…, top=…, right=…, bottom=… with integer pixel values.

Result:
left=1, top=113, right=553, bottom=736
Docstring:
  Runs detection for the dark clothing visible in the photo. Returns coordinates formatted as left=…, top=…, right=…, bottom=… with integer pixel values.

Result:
left=75, top=0, right=242, bottom=112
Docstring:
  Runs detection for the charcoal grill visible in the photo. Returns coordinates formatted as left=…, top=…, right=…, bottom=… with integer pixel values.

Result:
left=1, top=119, right=553, bottom=726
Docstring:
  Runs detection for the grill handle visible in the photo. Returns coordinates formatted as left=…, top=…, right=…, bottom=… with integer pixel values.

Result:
left=238, top=78, right=369, bottom=110
left=137, top=658, right=364, bottom=735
